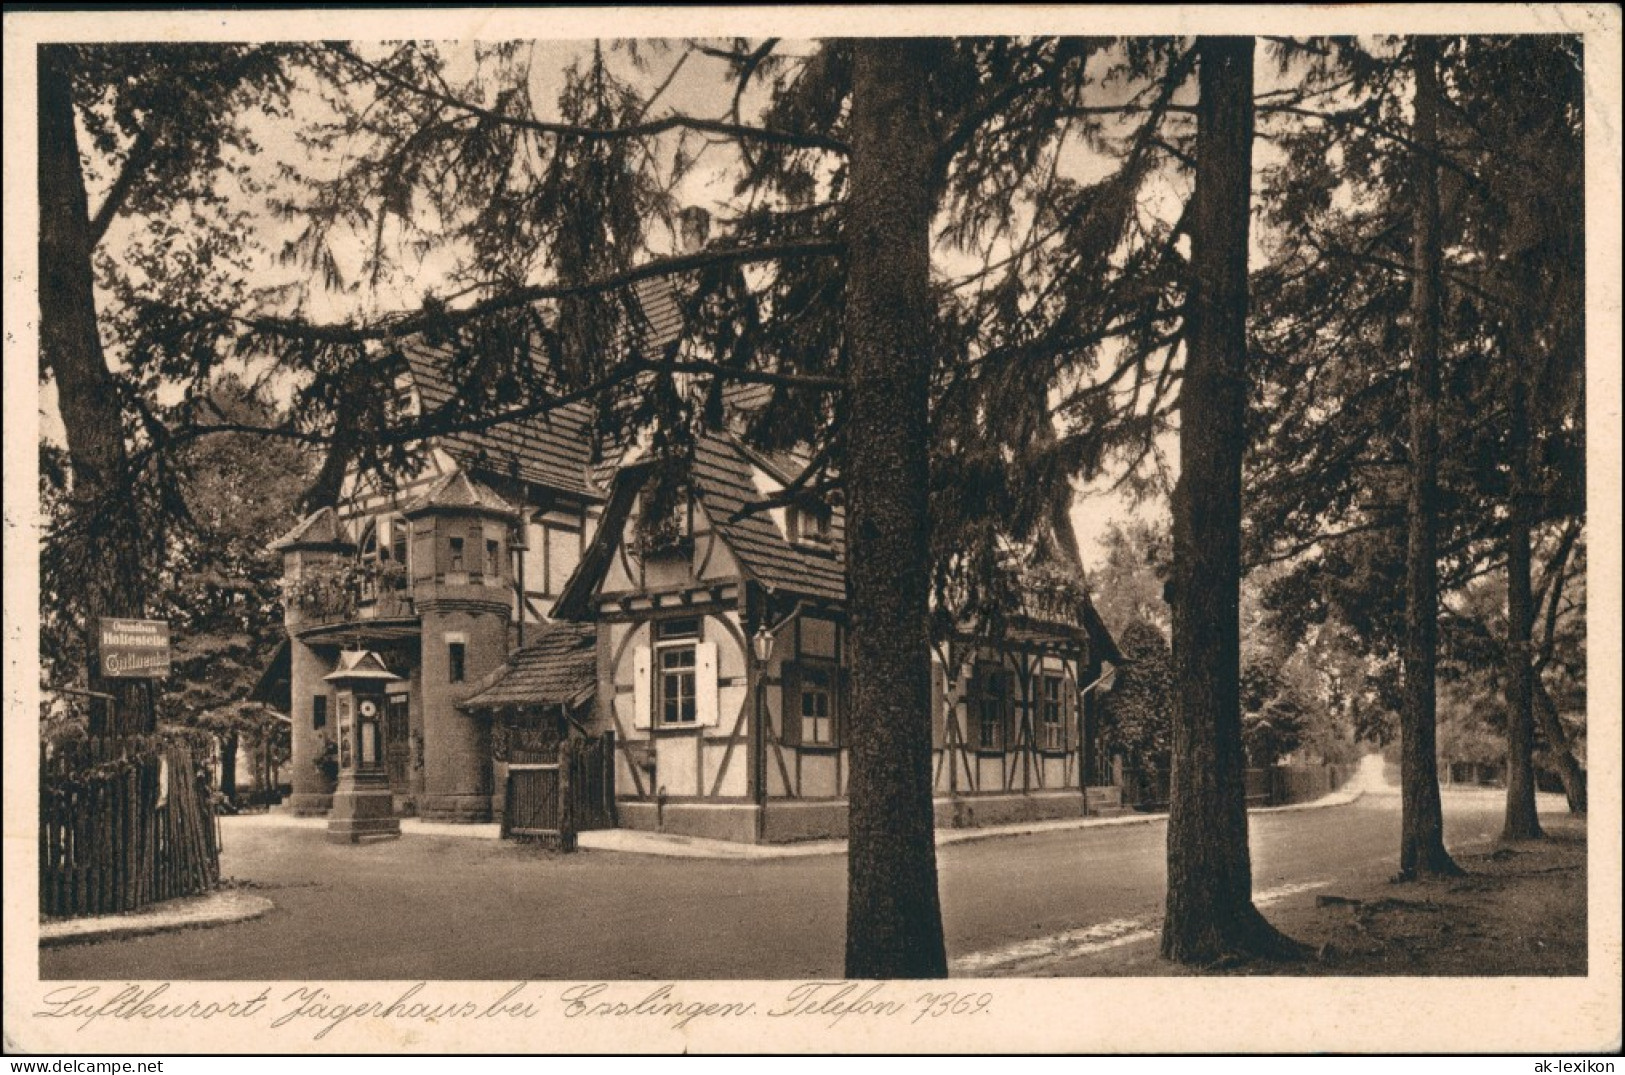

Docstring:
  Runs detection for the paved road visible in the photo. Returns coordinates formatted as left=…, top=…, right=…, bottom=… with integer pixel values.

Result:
left=40, top=788, right=1548, bottom=980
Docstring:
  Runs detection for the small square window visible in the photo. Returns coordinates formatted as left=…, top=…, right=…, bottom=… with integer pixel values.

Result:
left=657, top=617, right=700, bottom=641
left=791, top=506, right=832, bottom=545
left=639, top=489, right=692, bottom=553
left=798, top=666, right=836, bottom=745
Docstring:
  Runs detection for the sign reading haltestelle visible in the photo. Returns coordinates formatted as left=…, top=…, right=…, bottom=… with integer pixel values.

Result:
left=96, top=618, right=171, bottom=679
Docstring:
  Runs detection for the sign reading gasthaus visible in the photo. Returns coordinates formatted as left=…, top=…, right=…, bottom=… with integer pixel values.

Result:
left=97, top=618, right=171, bottom=679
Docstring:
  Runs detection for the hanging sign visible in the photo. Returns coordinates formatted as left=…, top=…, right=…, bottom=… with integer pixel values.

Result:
left=96, top=618, right=171, bottom=679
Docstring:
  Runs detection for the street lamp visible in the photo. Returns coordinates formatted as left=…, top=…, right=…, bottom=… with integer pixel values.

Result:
left=751, top=624, right=775, bottom=841
left=752, top=625, right=776, bottom=665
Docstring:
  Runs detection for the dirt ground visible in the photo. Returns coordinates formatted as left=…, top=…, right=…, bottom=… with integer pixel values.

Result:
left=1042, top=812, right=1589, bottom=976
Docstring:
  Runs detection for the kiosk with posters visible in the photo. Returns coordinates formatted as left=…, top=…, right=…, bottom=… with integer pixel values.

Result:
left=323, top=650, right=403, bottom=843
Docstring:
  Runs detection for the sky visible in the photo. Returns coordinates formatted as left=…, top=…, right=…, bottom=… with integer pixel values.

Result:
left=41, top=36, right=1191, bottom=570
left=518, top=40, right=1189, bottom=564
left=522, top=39, right=1176, bottom=565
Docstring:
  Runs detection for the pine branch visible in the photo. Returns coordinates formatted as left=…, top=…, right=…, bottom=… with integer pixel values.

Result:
left=242, top=239, right=843, bottom=344
left=729, top=423, right=845, bottom=520
left=331, top=43, right=847, bottom=155
left=88, top=124, right=159, bottom=246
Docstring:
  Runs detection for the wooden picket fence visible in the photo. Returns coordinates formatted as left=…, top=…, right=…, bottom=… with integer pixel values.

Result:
left=40, top=735, right=220, bottom=919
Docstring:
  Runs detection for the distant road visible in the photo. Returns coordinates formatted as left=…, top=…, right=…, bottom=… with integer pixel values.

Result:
left=41, top=787, right=1550, bottom=981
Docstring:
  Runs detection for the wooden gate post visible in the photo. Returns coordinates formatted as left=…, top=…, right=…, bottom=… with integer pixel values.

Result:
left=602, top=730, right=617, bottom=826
left=557, top=738, right=578, bottom=852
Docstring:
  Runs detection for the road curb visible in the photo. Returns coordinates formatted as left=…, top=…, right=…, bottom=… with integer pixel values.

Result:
left=932, top=788, right=1369, bottom=852
left=40, top=890, right=274, bottom=948
left=222, top=787, right=1372, bottom=861
left=575, top=789, right=1371, bottom=859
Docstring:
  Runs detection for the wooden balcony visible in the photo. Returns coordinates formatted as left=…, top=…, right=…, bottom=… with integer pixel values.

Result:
left=286, top=561, right=419, bottom=642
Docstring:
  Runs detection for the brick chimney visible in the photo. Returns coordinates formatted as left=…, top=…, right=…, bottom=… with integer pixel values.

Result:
left=678, top=206, right=711, bottom=254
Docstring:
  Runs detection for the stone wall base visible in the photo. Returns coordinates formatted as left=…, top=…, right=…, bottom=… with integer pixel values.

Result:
left=763, top=800, right=848, bottom=843
left=613, top=789, right=1115, bottom=844
left=616, top=800, right=760, bottom=843
left=933, top=789, right=1085, bottom=830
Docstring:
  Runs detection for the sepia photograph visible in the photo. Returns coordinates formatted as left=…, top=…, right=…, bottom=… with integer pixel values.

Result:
left=4, top=4, right=1619, bottom=1056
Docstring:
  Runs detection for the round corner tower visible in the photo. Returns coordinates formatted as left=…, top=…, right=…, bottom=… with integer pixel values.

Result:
left=272, top=506, right=354, bottom=816
left=403, top=467, right=518, bottom=822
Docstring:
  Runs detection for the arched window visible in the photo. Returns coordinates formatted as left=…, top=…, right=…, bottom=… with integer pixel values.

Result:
left=358, top=519, right=379, bottom=562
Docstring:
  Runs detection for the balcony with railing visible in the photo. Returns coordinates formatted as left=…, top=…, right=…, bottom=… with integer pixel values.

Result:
left=285, top=559, right=415, bottom=632
left=1016, top=570, right=1088, bottom=629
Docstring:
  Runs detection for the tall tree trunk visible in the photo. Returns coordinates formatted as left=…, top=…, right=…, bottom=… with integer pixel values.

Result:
left=1161, top=37, right=1295, bottom=965
left=1532, top=676, right=1585, bottom=814
left=220, top=731, right=240, bottom=803
left=1530, top=522, right=1585, bottom=814
left=1396, top=38, right=1460, bottom=879
left=39, top=45, right=154, bottom=736
left=842, top=39, right=948, bottom=979
left=1502, top=370, right=1543, bottom=839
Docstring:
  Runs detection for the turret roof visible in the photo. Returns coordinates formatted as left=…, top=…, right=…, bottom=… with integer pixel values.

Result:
left=404, top=468, right=518, bottom=517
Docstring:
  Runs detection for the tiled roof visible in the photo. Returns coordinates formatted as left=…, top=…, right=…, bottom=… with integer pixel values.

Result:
left=405, top=467, right=518, bottom=517
left=558, top=433, right=1117, bottom=657
left=399, top=339, right=601, bottom=498
left=393, top=275, right=685, bottom=500
left=629, top=276, right=683, bottom=355
left=692, top=435, right=846, bottom=603
left=1078, top=593, right=1122, bottom=665
left=722, top=381, right=774, bottom=416
left=270, top=506, right=352, bottom=551
left=459, top=621, right=597, bottom=710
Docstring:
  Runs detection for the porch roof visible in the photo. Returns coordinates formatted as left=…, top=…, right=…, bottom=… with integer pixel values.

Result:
left=458, top=621, right=597, bottom=711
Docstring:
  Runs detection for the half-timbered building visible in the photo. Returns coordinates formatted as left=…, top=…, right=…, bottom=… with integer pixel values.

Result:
left=269, top=277, right=1123, bottom=841
left=552, top=424, right=1124, bottom=843
left=269, top=277, right=680, bottom=819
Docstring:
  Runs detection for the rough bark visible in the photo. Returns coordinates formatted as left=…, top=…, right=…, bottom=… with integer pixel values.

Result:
left=1530, top=523, right=1586, bottom=814
left=1161, top=37, right=1297, bottom=965
left=1501, top=369, right=1544, bottom=840
left=39, top=45, right=154, bottom=735
left=1395, top=38, right=1461, bottom=880
left=842, top=39, right=948, bottom=980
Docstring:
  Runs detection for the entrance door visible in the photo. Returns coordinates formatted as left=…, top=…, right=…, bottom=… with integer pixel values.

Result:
left=385, top=694, right=411, bottom=793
